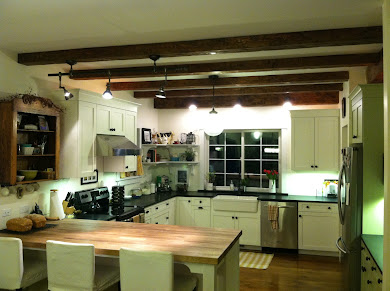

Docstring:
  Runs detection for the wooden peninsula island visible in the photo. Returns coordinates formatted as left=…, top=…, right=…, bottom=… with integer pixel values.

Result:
left=0, top=219, right=242, bottom=291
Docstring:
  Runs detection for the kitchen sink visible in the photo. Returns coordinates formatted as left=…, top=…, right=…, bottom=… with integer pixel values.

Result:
left=212, top=195, right=259, bottom=212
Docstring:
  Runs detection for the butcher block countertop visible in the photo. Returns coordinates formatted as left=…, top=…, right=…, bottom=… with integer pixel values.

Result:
left=0, top=219, right=241, bottom=265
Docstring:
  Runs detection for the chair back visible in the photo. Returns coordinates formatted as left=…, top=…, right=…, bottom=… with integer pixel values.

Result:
left=46, top=240, right=95, bottom=291
left=0, top=237, right=24, bottom=289
left=120, top=248, right=173, bottom=291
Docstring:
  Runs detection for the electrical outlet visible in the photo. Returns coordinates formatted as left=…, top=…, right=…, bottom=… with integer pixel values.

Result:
left=2, top=209, right=11, bottom=217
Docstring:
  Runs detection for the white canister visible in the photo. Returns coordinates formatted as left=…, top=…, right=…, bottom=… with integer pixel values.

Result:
left=150, top=183, right=156, bottom=194
left=50, top=189, right=65, bottom=220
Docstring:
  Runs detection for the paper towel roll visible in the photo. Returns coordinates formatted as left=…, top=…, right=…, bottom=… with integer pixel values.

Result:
left=50, top=190, right=65, bottom=220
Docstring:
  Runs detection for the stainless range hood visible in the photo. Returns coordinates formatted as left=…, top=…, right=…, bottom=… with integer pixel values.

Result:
left=96, top=134, right=141, bottom=156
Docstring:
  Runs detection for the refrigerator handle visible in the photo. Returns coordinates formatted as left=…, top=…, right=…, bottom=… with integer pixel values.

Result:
left=336, top=237, right=347, bottom=254
left=337, top=164, right=345, bottom=225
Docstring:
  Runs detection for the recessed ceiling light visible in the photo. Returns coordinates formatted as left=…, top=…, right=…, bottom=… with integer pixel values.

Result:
left=189, top=104, right=197, bottom=111
left=210, top=52, right=217, bottom=55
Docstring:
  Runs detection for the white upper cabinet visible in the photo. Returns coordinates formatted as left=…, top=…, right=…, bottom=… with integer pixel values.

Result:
left=291, top=109, right=339, bottom=171
left=96, top=105, right=126, bottom=136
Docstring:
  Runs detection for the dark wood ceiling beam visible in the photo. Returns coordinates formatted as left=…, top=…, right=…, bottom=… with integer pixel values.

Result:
left=134, top=83, right=343, bottom=98
left=154, top=92, right=339, bottom=109
left=367, top=51, right=383, bottom=83
left=111, top=71, right=349, bottom=91
left=18, top=26, right=382, bottom=65
left=70, top=53, right=378, bottom=80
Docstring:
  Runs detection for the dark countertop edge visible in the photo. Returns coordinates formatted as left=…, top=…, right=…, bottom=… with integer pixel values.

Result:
left=362, top=234, right=383, bottom=273
left=123, top=191, right=337, bottom=209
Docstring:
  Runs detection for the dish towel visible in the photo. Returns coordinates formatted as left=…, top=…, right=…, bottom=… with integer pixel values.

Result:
left=268, top=205, right=279, bottom=230
left=133, top=214, right=140, bottom=223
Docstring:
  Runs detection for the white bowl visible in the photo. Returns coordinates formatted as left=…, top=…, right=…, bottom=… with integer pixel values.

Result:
left=16, top=175, right=25, bottom=182
left=21, top=147, right=34, bottom=155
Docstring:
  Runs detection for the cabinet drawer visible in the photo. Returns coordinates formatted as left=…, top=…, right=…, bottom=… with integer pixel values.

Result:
left=144, top=206, right=154, bottom=216
left=298, top=202, right=337, bottom=213
left=193, top=198, right=211, bottom=207
left=153, top=201, right=168, bottom=214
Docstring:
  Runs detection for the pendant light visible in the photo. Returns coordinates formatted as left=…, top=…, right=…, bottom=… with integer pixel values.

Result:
left=205, top=75, right=224, bottom=137
left=58, top=72, right=74, bottom=100
left=102, top=70, right=113, bottom=100
left=48, top=60, right=77, bottom=100
left=155, top=67, right=167, bottom=99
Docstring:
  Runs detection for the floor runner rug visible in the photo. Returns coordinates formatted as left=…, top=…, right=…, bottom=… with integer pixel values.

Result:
left=239, top=252, right=274, bottom=270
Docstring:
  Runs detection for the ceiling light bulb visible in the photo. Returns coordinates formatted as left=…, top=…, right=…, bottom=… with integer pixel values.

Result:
left=102, top=88, right=113, bottom=99
left=155, top=87, right=166, bottom=98
left=283, top=101, right=292, bottom=109
left=189, top=104, right=197, bottom=111
left=233, top=103, right=242, bottom=110
left=210, top=52, right=217, bottom=55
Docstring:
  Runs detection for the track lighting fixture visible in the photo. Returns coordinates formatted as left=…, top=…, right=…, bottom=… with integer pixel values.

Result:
left=48, top=60, right=77, bottom=100
left=102, top=70, right=113, bottom=100
left=149, top=55, right=161, bottom=73
left=155, top=67, right=168, bottom=99
left=189, top=104, right=197, bottom=111
left=233, top=98, right=242, bottom=110
left=283, top=97, right=292, bottom=109
left=205, top=75, right=224, bottom=137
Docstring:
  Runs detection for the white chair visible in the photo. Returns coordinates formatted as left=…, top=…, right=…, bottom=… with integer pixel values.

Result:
left=46, top=240, right=120, bottom=291
left=120, top=248, right=197, bottom=291
left=0, top=237, right=47, bottom=290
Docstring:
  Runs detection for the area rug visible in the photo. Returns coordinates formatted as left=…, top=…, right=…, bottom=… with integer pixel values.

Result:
left=239, top=252, right=274, bottom=270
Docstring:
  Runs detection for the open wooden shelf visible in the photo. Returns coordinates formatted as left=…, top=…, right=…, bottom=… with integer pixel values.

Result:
left=17, top=154, right=56, bottom=157
left=16, top=178, right=57, bottom=184
left=17, top=129, right=55, bottom=133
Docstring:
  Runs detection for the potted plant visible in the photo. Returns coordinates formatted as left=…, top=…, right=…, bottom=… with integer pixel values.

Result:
left=182, top=149, right=196, bottom=161
left=240, top=177, right=249, bottom=192
left=205, top=172, right=216, bottom=191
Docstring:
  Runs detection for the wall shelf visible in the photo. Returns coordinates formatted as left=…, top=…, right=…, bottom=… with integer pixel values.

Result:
left=143, top=161, right=199, bottom=165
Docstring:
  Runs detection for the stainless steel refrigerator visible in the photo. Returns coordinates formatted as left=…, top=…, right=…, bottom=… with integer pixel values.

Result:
left=336, top=146, right=363, bottom=291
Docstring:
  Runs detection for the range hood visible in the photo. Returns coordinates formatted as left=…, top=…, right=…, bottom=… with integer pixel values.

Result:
left=96, top=134, right=141, bottom=156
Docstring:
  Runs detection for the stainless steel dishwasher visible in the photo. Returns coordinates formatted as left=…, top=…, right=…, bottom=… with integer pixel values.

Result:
left=261, top=201, right=298, bottom=249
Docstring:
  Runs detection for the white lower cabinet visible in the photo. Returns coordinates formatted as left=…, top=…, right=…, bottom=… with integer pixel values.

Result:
left=298, top=202, right=339, bottom=252
left=212, top=204, right=261, bottom=246
left=361, top=241, right=382, bottom=291
left=193, top=206, right=211, bottom=227
left=177, top=197, right=195, bottom=226
left=144, top=198, right=175, bottom=225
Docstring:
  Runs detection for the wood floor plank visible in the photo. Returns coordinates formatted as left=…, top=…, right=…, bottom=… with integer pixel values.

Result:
left=239, top=253, right=343, bottom=291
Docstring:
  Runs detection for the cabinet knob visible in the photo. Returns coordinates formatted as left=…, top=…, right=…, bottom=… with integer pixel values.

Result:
left=299, top=215, right=302, bottom=217
left=328, top=207, right=331, bottom=210
left=146, top=210, right=149, bottom=214
left=198, top=206, right=203, bottom=210
left=361, top=266, right=366, bottom=272
left=306, top=206, right=310, bottom=209
left=353, top=135, right=357, bottom=139
left=366, top=256, right=371, bottom=261
left=188, top=200, right=191, bottom=203
left=367, top=280, right=372, bottom=284
left=166, top=203, right=169, bottom=206
left=235, top=216, right=238, bottom=219
left=378, top=279, right=383, bottom=284
left=155, top=207, right=158, bottom=210
left=314, top=165, right=318, bottom=168
left=232, top=216, right=234, bottom=219
left=155, top=222, right=158, bottom=224
left=166, top=217, right=169, bottom=219
left=371, top=266, right=377, bottom=271
left=125, top=166, right=129, bottom=169
left=199, top=200, right=202, bottom=203
left=311, top=165, right=314, bottom=168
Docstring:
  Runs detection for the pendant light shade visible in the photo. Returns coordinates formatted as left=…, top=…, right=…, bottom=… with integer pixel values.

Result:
left=103, top=70, right=113, bottom=99
left=204, top=75, right=224, bottom=137
left=155, top=86, right=166, bottom=98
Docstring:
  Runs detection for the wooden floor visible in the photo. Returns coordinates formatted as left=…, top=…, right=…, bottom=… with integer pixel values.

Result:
left=240, top=253, right=343, bottom=291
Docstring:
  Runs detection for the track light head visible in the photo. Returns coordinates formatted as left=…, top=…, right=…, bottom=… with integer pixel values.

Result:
left=62, top=87, right=74, bottom=100
left=102, top=71, right=113, bottom=99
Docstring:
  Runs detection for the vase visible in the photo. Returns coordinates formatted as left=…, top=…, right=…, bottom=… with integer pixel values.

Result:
left=206, top=183, right=213, bottom=191
left=269, top=180, right=276, bottom=193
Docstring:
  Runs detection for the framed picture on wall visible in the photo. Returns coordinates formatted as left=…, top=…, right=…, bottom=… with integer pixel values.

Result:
left=141, top=128, right=152, bottom=144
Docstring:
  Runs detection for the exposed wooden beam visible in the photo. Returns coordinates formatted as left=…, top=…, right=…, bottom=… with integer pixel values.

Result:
left=134, top=83, right=343, bottom=98
left=367, top=51, right=383, bottom=83
left=111, top=71, right=349, bottom=91
left=70, top=53, right=378, bottom=80
left=18, top=26, right=382, bottom=66
left=154, top=92, right=339, bottom=109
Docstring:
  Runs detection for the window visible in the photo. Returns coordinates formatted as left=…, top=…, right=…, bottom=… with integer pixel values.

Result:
left=208, top=130, right=280, bottom=189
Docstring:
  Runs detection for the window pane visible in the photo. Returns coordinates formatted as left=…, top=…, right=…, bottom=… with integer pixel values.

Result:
left=209, top=146, right=225, bottom=159
left=226, top=174, right=240, bottom=187
left=245, top=146, right=260, bottom=159
left=262, top=161, right=278, bottom=173
left=226, top=160, right=240, bottom=173
left=226, top=146, right=241, bottom=159
left=209, top=133, right=225, bottom=145
left=262, top=146, right=279, bottom=159
left=210, top=160, right=224, bottom=173
left=226, top=132, right=241, bottom=145
left=244, top=161, right=260, bottom=174
left=244, top=132, right=261, bottom=145
left=262, top=132, right=279, bottom=145
left=246, top=175, right=260, bottom=187
left=215, top=174, right=225, bottom=186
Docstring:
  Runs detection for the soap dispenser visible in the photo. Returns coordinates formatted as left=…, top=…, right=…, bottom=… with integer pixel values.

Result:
left=230, top=180, right=234, bottom=191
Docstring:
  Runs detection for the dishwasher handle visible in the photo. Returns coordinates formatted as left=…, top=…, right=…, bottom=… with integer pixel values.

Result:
left=277, top=206, right=295, bottom=209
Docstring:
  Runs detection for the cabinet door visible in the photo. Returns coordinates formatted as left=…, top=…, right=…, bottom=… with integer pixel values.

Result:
left=110, top=107, right=126, bottom=136
left=166, top=198, right=176, bottom=225
left=193, top=206, right=211, bottom=227
left=124, top=111, right=137, bottom=172
left=177, top=198, right=194, bottom=226
left=96, top=105, right=111, bottom=135
left=212, top=212, right=236, bottom=229
left=291, top=117, right=315, bottom=170
left=79, top=102, right=97, bottom=176
left=315, top=116, right=339, bottom=171
left=236, top=215, right=260, bottom=246
left=298, top=212, right=339, bottom=251
left=351, top=99, right=363, bottom=143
